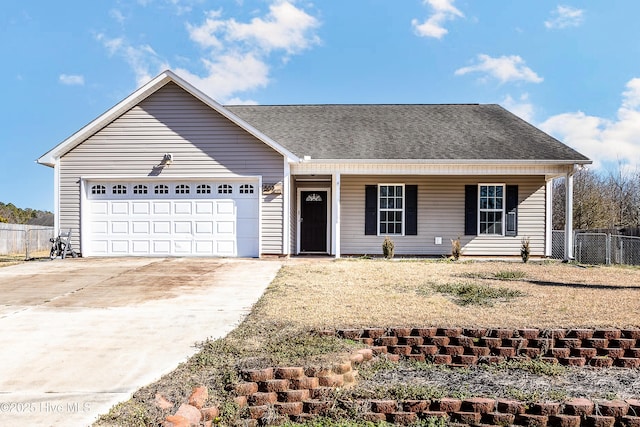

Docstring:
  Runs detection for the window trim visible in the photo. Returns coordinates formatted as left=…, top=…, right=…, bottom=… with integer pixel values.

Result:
left=377, top=183, right=405, bottom=236
left=478, top=183, right=505, bottom=236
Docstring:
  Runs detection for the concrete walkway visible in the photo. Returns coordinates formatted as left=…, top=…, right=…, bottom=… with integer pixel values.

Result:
left=0, top=257, right=281, bottom=426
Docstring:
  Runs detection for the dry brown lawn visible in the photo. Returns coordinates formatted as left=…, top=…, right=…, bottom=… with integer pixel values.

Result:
left=257, top=258, right=640, bottom=330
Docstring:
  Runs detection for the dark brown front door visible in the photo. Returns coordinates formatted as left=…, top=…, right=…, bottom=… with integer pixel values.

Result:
left=300, top=191, right=327, bottom=253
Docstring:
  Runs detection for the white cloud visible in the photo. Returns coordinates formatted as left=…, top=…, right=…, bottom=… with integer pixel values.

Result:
left=455, top=54, right=543, bottom=84
left=412, top=0, right=464, bottom=39
left=539, top=78, right=640, bottom=170
left=59, top=74, right=85, bottom=86
left=501, top=93, right=535, bottom=122
left=109, top=9, right=126, bottom=24
left=545, top=5, right=584, bottom=29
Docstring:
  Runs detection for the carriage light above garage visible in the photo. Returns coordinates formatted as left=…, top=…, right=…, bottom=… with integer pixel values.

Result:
left=163, top=153, right=173, bottom=165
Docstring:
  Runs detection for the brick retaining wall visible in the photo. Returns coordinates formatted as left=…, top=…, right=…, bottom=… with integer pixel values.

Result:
left=161, top=327, right=640, bottom=427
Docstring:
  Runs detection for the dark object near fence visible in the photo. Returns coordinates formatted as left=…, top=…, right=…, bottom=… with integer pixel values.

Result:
left=50, top=230, right=78, bottom=259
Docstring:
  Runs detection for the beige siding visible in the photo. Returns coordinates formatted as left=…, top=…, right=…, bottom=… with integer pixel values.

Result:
left=59, top=82, right=285, bottom=254
left=340, top=175, right=547, bottom=256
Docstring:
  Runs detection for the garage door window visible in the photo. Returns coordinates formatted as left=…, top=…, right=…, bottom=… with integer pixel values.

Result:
left=133, top=184, right=148, bottom=195
left=196, top=184, right=211, bottom=194
left=218, top=184, right=233, bottom=194
left=91, top=185, right=106, bottom=195
left=240, top=184, right=254, bottom=194
left=154, top=184, right=169, bottom=195
left=175, top=184, right=190, bottom=194
left=112, top=185, right=127, bottom=195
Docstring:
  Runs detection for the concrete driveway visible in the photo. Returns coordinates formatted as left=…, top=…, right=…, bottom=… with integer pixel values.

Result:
left=0, top=257, right=281, bottom=426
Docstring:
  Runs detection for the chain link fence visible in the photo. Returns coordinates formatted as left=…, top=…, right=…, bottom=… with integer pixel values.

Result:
left=552, top=230, right=640, bottom=266
left=0, top=225, right=54, bottom=259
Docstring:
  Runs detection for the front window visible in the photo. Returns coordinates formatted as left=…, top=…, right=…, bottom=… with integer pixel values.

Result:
left=479, top=184, right=504, bottom=235
left=379, top=184, right=404, bottom=235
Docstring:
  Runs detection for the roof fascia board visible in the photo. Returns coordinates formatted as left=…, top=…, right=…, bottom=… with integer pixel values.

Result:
left=296, top=159, right=592, bottom=165
left=37, top=70, right=299, bottom=167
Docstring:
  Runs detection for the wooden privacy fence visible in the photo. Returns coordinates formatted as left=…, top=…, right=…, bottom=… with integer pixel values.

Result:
left=0, top=224, right=54, bottom=258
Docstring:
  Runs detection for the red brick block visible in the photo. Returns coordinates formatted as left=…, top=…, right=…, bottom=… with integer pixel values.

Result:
left=561, top=357, right=586, bottom=367
left=356, top=337, right=374, bottom=346
left=465, top=346, right=488, bottom=357
left=399, top=336, right=424, bottom=346
left=585, top=415, right=615, bottom=427
left=289, top=376, right=319, bottom=390
left=521, top=347, right=542, bottom=358
left=318, top=374, right=344, bottom=387
left=464, top=327, right=488, bottom=338
left=309, top=387, right=333, bottom=400
left=259, top=379, right=289, bottom=393
left=174, top=403, right=202, bottom=425
left=541, top=357, right=559, bottom=364
left=462, top=397, right=495, bottom=413
left=349, top=353, right=365, bottom=364
left=620, top=416, right=640, bottom=427
left=531, top=402, right=561, bottom=415
left=370, top=399, right=397, bottom=414
left=154, top=393, right=174, bottom=411
left=343, top=370, right=358, bottom=384
left=234, top=382, right=259, bottom=396
left=491, top=328, right=515, bottom=339
left=428, top=336, right=451, bottom=346
left=248, top=405, right=269, bottom=420
left=481, top=337, right=503, bottom=348
left=626, top=399, right=640, bottom=414
left=610, top=338, right=636, bottom=349
left=378, top=336, right=399, bottom=346
left=479, top=355, right=505, bottom=364
left=303, top=399, right=331, bottom=415
left=274, top=402, right=303, bottom=416
left=572, top=348, right=598, bottom=358
left=438, top=327, right=463, bottom=337
left=433, top=354, right=452, bottom=364
left=357, top=348, right=374, bottom=361
left=496, top=399, right=527, bottom=414
left=616, top=357, right=640, bottom=368
left=594, top=328, right=621, bottom=340
left=597, top=400, right=629, bottom=417
left=504, top=337, right=529, bottom=348
left=416, top=345, right=439, bottom=355
left=413, top=327, right=438, bottom=337
left=556, top=338, right=582, bottom=348
left=277, top=389, right=310, bottom=403
left=456, top=354, right=479, bottom=365
left=431, top=398, right=462, bottom=413
left=622, top=329, right=640, bottom=340
left=389, top=327, right=413, bottom=337
left=363, top=328, right=386, bottom=339
left=549, top=348, right=571, bottom=358
left=275, top=367, right=305, bottom=380
left=451, top=411, right=481, bottom=424
left=164, top=415, right=190, bottom=427
left=389, top=345, right=413, bottom=355
left=590, top=357, right=614, bottom=367
left=545, top=329, right=568, bottom=339
left=362, top=412, right=386, bottom=422
left=241, top=368, right=274, bottom=382
left=390, top=411, right=418, bottom=425
left=248, top=392, right=278, bottom=406
left=495, top=347, right=516, bottom=358
left=568, top=329, right=594, bottom=339
left=370, top=345, right=388, bottom=355
left=406, top=353, right=426, bottom=362
left=564, top=398, right=595, bottom=416
left=337, top=328, right=363, bottom=339
left=402, top=400, right=430, bottom=413
left=600, top=348, right=625, bottom=359
left=200, top=407, right=219, bottom=422
left=454, top=336, right=476, bottom=347
left=519, top=328, right=541, bottom=339
left=332, top=361, right=352, bottom=374
left=626, top=348, right=640, bottom=358
left=585, top=338, right=609, bottom=349
left=233, top=395, right=247, bottom=408
left=484, top=412, right=516, bottom=425
left=530, top=338, right=554, bottom=348
left=548, top=414, right=581, bottom=427
left=443, top=345, right=465, bottom=356
left=516, top=413, right=548, bottom=427
left=386, top=354, right=401, bottom=362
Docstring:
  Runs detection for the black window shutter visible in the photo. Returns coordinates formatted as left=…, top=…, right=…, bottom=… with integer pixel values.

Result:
left=464, top=185, right=477, bottom=236
left=505, top=185, right=518, bottom=236
left=365, top=185, right=377, bottom=235
left=405, top=185, right=418, bottom=235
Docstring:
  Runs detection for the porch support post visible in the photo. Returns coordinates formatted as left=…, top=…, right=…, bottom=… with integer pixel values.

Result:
left=282, top=159, right=291, bottom=256
left=331, top=173, right=341, bottom=258
left=564, top=167, right=576, bottom=261
left=545, top=179, right=553, bottom=257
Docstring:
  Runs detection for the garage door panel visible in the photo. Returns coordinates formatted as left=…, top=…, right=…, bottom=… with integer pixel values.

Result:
left=87, top=180, right=259, bottom=257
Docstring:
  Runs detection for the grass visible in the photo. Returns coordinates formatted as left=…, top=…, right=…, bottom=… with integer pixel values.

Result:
left=94, top=259, right=640, bottom=426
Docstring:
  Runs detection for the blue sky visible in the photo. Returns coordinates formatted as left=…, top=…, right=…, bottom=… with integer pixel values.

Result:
left=2, top=0, right=640, bottom=211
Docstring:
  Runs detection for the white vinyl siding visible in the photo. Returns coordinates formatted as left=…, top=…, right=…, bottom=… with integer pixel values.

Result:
left=58, top=82, right=285, bottom=255
left=340, top=175, right=547, bottom=256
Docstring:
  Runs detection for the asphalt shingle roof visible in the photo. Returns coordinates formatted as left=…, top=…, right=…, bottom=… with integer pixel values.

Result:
left=226, top=104, right=590, bottom=162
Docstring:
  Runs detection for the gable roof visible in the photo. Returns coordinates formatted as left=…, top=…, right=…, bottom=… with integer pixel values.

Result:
left=37, top=70, right=299, bottom=167
left=226, top=104, right=590, bottom=163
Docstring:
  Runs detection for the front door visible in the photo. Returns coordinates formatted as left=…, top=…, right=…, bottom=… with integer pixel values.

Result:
left=300, top=191, right=327, bottom=253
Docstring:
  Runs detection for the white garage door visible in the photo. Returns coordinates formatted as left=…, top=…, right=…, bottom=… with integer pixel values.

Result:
left=84, top=180, right=259, bottom=257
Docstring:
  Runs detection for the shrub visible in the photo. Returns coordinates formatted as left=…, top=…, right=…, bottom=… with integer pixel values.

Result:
left=382, top=236, right=394, bottom=259
left=521, top=237, right=531, bottom=263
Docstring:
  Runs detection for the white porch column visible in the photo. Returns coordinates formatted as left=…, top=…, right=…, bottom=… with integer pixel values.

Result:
left=331, top=173, right=341, bottom=258
left=282, top=159, right=291, bottom=256
left=564, top=169, right=575, bottom=261
left=545, top=179, right=553, bottom=257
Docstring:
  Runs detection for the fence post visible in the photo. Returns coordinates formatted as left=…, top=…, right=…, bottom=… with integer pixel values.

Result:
left=605, top=233, right=611, bottom=265
left=25, top=227, right=29, bottom=260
